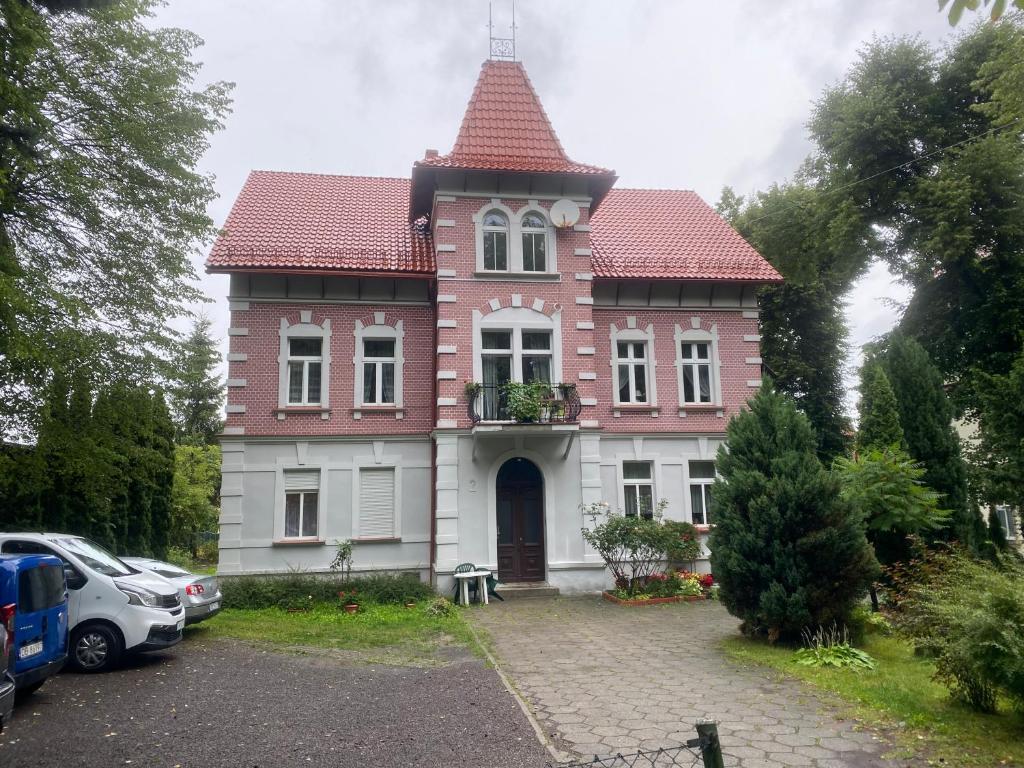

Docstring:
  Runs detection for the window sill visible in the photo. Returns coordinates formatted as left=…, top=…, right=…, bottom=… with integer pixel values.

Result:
left=352, top=537, right=401, bottom=544
left=275, top=406, right=331, bottom=421
left=272, top=538, right=325, bottom=546
left=352, top=406, right=404, bottom=420
left=473, top=271, right=561, bottom=281
left=613, top=404, right=659, bottom=415
left=679, top=404, right=725, bottom=417
left=694, top=525, right=713, bottom=533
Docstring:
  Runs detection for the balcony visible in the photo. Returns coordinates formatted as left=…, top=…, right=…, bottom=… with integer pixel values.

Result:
left=467, top=382, right=581, bottom=425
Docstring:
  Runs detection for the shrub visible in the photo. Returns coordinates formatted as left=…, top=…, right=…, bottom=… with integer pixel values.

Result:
left=581, top=503, right=676, bottom=595
left=793, top=624, right=876, bottom=670
left=164, top=546, right=195, bottom=570
left=893, top=549, right=1024, bottom=712
left=662, top=520, right=701, bottom=568
left=221, top=572, right=435, bottom=610
left=425, top=596, right=455, bottom=617
left=710, top=382, right=878, bottom=643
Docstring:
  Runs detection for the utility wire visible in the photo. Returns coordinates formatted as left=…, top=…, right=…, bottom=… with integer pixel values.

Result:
left=742, top=115, right=1023, bottom=225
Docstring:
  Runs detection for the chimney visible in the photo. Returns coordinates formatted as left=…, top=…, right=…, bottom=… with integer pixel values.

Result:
left=424, top=148, right=438, bottom=160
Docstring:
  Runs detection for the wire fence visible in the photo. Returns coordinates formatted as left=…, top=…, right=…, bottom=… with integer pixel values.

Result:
left=551, top=721, right=724, bottom=768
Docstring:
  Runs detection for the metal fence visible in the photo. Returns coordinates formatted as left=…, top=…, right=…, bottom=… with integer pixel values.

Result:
left=552, top=721, right=724, bottom=768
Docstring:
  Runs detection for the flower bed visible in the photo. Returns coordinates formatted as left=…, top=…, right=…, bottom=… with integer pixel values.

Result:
left=602, top=591, right=685, bottom=607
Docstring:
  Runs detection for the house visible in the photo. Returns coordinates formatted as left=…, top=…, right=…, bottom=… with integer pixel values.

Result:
left=207, top=59, right=782, bottom=593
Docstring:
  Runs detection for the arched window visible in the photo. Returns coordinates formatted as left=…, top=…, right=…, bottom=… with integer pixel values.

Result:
left=520, top=212, right=547, bottom=272
left=482, top=211, right=509, bottom=271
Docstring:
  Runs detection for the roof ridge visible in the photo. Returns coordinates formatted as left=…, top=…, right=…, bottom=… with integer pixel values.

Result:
left=612, top=186, right=699, bottom=194
left=248, top=169, right=412, bottom=183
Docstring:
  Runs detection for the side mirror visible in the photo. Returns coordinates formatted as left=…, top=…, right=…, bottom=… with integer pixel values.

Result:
left=64, top=564, right=86, bottom=590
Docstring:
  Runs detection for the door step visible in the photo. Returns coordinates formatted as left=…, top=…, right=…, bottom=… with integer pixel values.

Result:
left=496, top=582, right=559, bottom=599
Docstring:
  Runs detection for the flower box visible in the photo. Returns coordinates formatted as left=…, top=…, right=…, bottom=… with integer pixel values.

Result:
left=602, top=591, right=683, bottom=607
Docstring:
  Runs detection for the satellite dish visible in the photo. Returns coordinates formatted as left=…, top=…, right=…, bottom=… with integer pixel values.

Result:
left=549, top=198, right=581, bottom=229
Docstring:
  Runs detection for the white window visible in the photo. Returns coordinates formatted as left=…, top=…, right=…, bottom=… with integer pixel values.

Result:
left=353, top=316, right=404, bottom=413
left=479, top=328, right=552, bottom=419
left=283, top=470, right=319, bottom=539
left=287, top=338, right=323, bottom=405
left=616, top=341, right=649, bottom=404
left=521, top=212, right=547, bottom=272
left=689, top=461, right=715, bottom=525
left=681, top=342, right=712, bottom=404
left=278, top=317, right=331, bottom=410
left=623, top=461, right=655, bottom=519
left=358, top=468, right=396, bottom=539
left=995, top=505, right=1018, bottom=541
left=362, top=338, right=395, bottom=405
left=482, top=211, right=509, bottom=271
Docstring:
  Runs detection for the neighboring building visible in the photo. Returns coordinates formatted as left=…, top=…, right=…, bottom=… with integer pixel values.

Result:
left=207, top=59, right=781, bottom=592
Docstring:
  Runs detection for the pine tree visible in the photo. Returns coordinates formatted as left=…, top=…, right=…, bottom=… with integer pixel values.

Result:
left=168, top=318, right=224, bottom=445
left=880, top=335, right=985, bottom=552
left=857, top=362, right=904, bottom=451
left=709, top=382, right=878, bottom=642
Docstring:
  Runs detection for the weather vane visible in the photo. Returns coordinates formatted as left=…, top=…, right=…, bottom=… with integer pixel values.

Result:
left=488, top=1, right=516, bottom=61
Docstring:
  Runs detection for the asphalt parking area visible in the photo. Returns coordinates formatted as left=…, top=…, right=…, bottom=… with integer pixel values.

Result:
left=0, top=635, right=550, bottom=768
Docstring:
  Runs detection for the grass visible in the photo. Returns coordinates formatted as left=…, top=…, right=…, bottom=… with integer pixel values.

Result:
left=185, top=601, right=476, bottom=667
left=723, top=632, right=1024, bottom=766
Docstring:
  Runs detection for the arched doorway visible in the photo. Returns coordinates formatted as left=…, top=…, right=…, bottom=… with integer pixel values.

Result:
left=496, top=457, right=545, bottom=582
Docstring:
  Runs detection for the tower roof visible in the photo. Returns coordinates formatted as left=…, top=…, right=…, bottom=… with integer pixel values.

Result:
left=415, top=60, right=612, bottom=176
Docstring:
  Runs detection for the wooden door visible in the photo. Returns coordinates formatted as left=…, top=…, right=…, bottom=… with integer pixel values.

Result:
left=496, top=458, right=545, bottom=582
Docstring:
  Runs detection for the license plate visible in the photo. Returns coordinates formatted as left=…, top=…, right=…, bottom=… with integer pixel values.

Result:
left=18, top=641, right=43, bottom=659
left=176, top=620, right=185, bottom=631
left=208, top=602, right=220, bottom=612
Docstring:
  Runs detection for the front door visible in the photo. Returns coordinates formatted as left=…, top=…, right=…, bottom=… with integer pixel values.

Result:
left=496, top=458, right=545, bottom=582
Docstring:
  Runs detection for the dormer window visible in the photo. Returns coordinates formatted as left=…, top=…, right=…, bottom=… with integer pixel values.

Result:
left=521, top=212, right=547, bottom=272
left=482, top=211, right=509, bottom=271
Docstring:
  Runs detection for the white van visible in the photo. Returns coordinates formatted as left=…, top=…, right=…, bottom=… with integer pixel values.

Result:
left=0, top=533, right=184, bottom=672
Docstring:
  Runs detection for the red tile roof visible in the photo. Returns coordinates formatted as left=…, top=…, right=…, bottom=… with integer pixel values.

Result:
left=207, top=172, right=434, bottom=275
left=590, top=188, right=782, bottom=282
left=415, top=61, right=613, bottom=176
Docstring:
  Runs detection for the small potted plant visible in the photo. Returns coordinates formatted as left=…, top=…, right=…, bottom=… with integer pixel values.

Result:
left=338, top=589, right=360, bottom=614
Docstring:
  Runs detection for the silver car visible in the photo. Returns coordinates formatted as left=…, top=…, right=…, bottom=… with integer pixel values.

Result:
left=122, top=559, right=222, bottom=625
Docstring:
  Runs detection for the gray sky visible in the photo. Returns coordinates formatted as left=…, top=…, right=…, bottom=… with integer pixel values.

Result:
left=151, top=0, right=959, bottom=418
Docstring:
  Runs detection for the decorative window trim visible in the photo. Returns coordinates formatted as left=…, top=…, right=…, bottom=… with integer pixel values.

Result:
left=353, top=316, right=404, bottom=418
left=472, top=201, right=558, bottom=275
left=686, top=460, right=716, bottom=527
left=278, top=317, right=331, bottom=410
left=614, top=455, right=664, bottom=519
left=994, top=504, right=1019, bottom=541
left=351, top=458, right=402, bottom=541
left=675, top=322, right=723, bottom=413
left=273, top=464, right=327, bottom=544
left=610, top=322, right=657, bottom=409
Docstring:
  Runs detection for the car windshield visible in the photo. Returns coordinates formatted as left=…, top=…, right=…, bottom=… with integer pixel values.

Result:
left=54, top=537, right=135, bottom=577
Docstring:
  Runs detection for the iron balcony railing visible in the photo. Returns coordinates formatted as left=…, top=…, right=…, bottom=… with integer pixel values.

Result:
left=468, top=383, right=582, bottom=425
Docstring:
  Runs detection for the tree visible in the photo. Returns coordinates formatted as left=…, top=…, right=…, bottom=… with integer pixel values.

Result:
left=167, top=317, right=223, bottom=445
left=709, top=383, right=878, bottom=643
left=941, top=0, right=1024, bottom=25
left=834, top=447, right=949, bottom=608
left=720, top=181, right=871, bottom=462
left=969, top=346, right=1024, bottom=514
left=988, top=511, right=1009, bottom=551
left=856, top=362, right=904, bottom=452
left=880, top=335, right=986, bottom=552
left=0, top=0, right=232, bottom=435
left=809, top=23, right=1024, bottom=419
left=170, top=442, right=220, bottom=557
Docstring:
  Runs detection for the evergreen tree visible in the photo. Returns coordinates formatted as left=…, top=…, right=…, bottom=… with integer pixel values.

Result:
left=969, top=347, right=1024, bottom=514
left=988, top=511, right=1008, bottom=552
left=880, top=335, right=985, bottom=551
left=149, top=390, right=175, bottom=559
left=857, top=362, right=904, bottom=452
left=168, top=317, right=223, bottom=445
left=709, top=383, right=878, bottom=643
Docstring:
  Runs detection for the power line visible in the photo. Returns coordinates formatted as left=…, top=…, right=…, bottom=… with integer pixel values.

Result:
left=743, top=115, right=1023, bottom=226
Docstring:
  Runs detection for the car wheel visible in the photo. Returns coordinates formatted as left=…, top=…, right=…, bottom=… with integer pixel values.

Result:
left=71, top=624, right=122, bottom=673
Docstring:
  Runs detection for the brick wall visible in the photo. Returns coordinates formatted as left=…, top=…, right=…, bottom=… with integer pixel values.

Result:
left=224, top=302, right=435, bottom=436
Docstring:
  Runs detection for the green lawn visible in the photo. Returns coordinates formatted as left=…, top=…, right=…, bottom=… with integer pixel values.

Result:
left=185, top=602, right=476, bottom=666
left=722, top=633, right=1024, bottom=767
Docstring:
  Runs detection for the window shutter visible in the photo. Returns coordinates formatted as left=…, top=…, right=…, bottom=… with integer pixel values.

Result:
left=359, top=468, right=395, bottom=538
left=284, top=470, right=320, bottom=491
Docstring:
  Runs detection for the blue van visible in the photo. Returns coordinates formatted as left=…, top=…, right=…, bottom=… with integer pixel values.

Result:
left=0, top=554, right=68, bottom=695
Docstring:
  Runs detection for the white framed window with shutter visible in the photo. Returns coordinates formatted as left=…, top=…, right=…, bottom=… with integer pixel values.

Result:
left=354, top=466, right=399, bottom=540
left=282, top=469, right=320, bottom=540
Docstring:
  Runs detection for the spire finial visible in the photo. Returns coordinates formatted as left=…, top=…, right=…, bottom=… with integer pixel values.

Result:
left=488, top=1, right=516, bottom=61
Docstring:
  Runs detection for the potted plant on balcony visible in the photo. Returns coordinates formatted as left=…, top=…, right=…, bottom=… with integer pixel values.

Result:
left=502, top=381, right=548, bottom=423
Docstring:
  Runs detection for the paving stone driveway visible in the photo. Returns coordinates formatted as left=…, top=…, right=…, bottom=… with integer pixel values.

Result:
left=471, top=596, right=904, bottom=768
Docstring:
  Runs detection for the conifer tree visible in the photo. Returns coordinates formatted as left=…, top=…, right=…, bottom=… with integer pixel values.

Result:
left=149, top=390, right=175, bottom=559
left=880, top=335, right=985, bottom=551
left=167, top=317, right=223, bottom=445
left=988, top=512, right=1008, bottom=552
left=857, top=362, right=904, bottom=451
left=710, top=382, right=878, bottom=642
